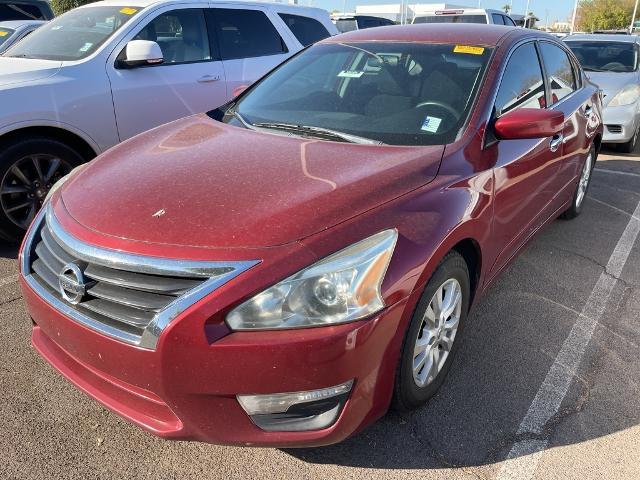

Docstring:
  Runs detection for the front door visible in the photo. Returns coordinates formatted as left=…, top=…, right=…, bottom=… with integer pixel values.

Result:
left=107, top=6, right=227, bottom=141
left=488, top=41, right=565, bottom=275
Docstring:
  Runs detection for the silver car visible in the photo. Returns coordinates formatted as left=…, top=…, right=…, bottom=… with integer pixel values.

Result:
left=0, top=20, right=44, bottom=54
left=565, top=34, right=640, bottom=153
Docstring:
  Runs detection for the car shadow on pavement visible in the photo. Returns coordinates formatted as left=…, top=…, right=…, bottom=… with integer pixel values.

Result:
left=286, top=158, right=640, bottom=470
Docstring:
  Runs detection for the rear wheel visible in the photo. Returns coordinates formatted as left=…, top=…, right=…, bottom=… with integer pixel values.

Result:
left=393, top=251, right=470, bottom=410
left=0, top=138, right=82, bottom=242
left=561, top=145, right=595, bottom=220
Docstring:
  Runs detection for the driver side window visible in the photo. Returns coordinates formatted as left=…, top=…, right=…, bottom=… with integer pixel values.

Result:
left=133, top=9, right=211, bottom=65
left=494, top=42, right=545, bottom=117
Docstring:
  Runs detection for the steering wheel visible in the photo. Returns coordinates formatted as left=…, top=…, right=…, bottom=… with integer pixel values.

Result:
left=414, top=101, right=461, bottom=121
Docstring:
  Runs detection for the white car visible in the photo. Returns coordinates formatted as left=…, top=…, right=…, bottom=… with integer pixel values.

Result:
left=0, top=20, right=45, bottom=54
left=0, top=0, right=337, bottom=240
left=413, top=8, right=517, bottom=26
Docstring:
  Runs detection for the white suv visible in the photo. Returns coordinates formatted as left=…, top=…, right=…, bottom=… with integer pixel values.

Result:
left=0, top=0, right=336, bottom=240
left=413, top=8, right=517, bottom=26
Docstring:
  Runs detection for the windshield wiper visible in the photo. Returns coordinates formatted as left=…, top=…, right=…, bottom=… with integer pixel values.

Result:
left=582, top=67, right=605, bottom=72
left=252, top=122, right=384, bottom=145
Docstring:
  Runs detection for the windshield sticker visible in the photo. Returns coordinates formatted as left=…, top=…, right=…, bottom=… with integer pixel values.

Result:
left=338, top=70, right=364, bottom=78
left=79, top=42, right=93, bottom=52
left=453, top=45, right=485, bottom=55
left=0, top=31, right=8, bottom=37
left=421, top=116, right=442, bottom=133
left=120, top=7, right=138, bottom=15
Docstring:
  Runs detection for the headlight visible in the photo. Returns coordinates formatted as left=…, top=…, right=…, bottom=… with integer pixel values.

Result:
left=608, top=84, right=640, bottom=107
left=226, top=229, right=398, bottom=330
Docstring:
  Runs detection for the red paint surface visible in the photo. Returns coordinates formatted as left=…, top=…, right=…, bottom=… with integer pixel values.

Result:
left=494, top=108, right=565, bottom=139
left=20, top=25, right=603, bottom=447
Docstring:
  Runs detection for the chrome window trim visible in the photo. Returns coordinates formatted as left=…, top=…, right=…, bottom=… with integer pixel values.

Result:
left=21, top=204, right=259, bottom=350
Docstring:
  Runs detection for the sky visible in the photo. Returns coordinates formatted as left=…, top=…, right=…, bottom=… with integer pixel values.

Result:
left=313, top=0, right=576, bottom=26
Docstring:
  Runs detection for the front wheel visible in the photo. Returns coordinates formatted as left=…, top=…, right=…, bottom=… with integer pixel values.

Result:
left=393, top=251, right=470, bottom=411
left=0, top=137, right=82, bottom=242
left=561, top=145, right=595, bottom=220
left=619, top=124, right=639, bottom=154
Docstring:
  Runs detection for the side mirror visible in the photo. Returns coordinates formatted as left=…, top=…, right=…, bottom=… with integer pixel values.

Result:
left=118, top=40, right=163, bottom=68
left=232, top=85, right=250, bottom=97
left=494, top=108, right=565, bottom=140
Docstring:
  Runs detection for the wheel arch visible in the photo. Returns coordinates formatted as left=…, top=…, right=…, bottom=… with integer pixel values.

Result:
left=592, top=132, right=602, bottom=158
left=0, top=125, right=99, bottom=163
left=451, top=237, right=482, bottom=305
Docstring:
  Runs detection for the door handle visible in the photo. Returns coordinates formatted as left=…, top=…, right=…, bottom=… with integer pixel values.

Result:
left=549, top=133, right=564, bottom=152
left=197, top=75, right=220, bottom=83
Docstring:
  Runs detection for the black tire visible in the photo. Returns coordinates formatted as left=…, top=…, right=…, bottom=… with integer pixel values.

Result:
left=619, top=124, right=639, bottom=154
left=560, top=145, right=596, bottom=220
left=393, top=251, right=470, bottom=411
left=0, top=137, right=83, bottom=242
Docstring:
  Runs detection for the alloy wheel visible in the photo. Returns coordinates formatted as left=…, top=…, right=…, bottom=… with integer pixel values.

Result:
left=412, top=278, right=462, bottom=388
left=575, top=152, right=593, bottom=209
left=0, top=154, right=71, bottom=229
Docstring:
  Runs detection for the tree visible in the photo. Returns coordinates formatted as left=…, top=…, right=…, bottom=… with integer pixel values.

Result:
left=577, top=0, right=635, bottom=31
left=51, top=0, right=99, bottom=15
left=502, top=4, right=511, bottom=14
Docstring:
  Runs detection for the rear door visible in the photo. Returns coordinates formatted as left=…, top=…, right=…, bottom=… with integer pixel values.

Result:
left=538, top=40, right=593, bottom=200
left=207, top=6, right=292, bottom=98
left=107, top=5, right=227, bottom=141
left=488, top=41, right=564, bottom=274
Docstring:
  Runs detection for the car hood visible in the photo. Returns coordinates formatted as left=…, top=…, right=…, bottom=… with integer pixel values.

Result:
left=585, top=71, right=637, bottom=106
left=60, top=115, right=444, bottom=249
left=0, top=57, right=62, bottom=87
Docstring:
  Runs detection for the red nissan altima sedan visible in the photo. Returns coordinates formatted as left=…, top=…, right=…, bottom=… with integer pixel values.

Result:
left=19, top=24, right=602, bottom=447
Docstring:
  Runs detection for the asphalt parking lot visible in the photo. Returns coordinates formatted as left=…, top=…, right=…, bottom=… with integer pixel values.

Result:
left=1, top=146, right=639, bottom=480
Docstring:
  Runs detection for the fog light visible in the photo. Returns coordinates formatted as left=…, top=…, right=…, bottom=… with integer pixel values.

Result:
left=237, top=380, right=353, bottom=432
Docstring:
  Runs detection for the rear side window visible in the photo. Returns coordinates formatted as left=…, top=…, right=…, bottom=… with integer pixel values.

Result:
left=495, top=42, right=545, bottom=116
left=212, top=8, right=286, bottom=60
left=539, top=42, right=576, bottom=104
left=503, top=15, right=516, bottom=26
left=279, top=13, right=329, bottom=46
left=492, top=14, right=504, bottom=25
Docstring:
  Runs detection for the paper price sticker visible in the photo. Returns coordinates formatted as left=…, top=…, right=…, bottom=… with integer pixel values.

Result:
left=0, top=31, right=8, bottom=37
left=453, top=45, right=485, bottom=55
left=120, top=7, right=138, bottom=15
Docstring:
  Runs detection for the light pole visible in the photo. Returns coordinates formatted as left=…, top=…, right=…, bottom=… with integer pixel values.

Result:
left=570, top=0, right=579, bottom=34
left=524, top=0, right=531, bottom=27
left=631, top=0, right=639, bottom=33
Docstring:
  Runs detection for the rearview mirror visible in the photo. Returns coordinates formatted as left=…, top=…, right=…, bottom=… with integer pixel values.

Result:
left=494, top=108, right=564, bottom=140
left=119, top=40, right=163, bottom=68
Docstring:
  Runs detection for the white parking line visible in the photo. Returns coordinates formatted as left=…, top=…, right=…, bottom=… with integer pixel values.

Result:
left=0, top=274, right=19, bottom=287
left=594, top=168, right=640, bottom=178
left=497, top=197, right=640, bottom=480
left=588, top=196, right=640, bottom=221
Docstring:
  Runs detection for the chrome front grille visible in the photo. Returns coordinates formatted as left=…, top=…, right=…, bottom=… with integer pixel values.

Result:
left=22, top=205, right=258, bottom=349
left=606, top=125, right=623, bottom=134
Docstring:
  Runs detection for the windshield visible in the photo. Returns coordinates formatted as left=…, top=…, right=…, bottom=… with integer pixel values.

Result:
left=335, top=19, right=357, bottom=32
left=220, top=42, right=492, bottom=146
left=0, top=27, right=15, bottom=46
left=565, top=41, right=638, bottom=72
left=414, top=15, right=487, bottom=24
left=4, top=6, right=142, bottom=60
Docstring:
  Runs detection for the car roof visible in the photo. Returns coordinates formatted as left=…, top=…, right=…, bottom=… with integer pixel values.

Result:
left=322, top=23, right=537, bottom=47
left=564, top=34, right=640, bottom=43
left=0, top=19, right=45, bottom=28
left=87, top=0, right=327, bottom=13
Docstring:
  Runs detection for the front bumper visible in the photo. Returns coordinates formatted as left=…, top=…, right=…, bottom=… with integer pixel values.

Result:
left=22, top=275, right=407, bottom=447
left=602, top=103, right=639, bottom=143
